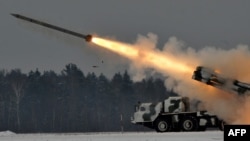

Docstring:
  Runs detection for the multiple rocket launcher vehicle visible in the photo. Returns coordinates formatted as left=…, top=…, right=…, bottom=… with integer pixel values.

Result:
left=131, top=67, right=250, bottom=132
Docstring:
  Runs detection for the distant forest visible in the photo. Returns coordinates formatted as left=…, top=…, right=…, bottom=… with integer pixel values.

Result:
left=0, top=63, right=177, bottom=133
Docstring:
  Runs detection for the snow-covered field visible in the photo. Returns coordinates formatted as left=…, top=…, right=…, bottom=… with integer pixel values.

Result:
left=0, top=130, right=223, bottom=141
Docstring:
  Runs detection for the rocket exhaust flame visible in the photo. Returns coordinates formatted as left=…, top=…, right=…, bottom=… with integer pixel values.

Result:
left=92, top=37, right=138, bottom=59
left=92, top=37, right=193, bottom=76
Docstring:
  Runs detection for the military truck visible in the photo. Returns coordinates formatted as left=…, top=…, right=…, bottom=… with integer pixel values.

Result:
left=131, top=96, right=225, bottom=132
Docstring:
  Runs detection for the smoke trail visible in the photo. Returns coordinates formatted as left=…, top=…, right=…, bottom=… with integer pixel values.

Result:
left=92, top=33, right=250, bottom=124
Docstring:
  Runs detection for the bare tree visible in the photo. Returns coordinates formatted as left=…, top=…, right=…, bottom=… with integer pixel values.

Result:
left=7, top=69, right=26, bottom=131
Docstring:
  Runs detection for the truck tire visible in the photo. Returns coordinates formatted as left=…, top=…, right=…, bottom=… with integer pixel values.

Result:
left=154, top=118, right=171, bottom=132
left=180, top=116, right=198, bottom=131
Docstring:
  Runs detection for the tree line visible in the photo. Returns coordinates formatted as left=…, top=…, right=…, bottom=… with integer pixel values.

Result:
left=0, top=63, right=176, bottom=133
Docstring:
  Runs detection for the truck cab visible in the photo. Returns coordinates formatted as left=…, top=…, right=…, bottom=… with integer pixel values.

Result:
left=131, top=97, right=184, bottom=124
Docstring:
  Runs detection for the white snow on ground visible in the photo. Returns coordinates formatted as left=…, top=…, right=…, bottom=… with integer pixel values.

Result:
left=0, top=131, right=223, bottom=141
left=0, top=130, right=15, bottom=136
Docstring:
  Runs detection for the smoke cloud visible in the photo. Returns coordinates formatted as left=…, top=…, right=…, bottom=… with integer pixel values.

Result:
left=128, top=33, right=250, bottom=124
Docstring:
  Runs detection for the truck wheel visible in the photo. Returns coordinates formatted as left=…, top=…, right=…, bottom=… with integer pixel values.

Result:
left=180, top=116, right=198, bottom=131
left=154, top=118, right=171, bottom=132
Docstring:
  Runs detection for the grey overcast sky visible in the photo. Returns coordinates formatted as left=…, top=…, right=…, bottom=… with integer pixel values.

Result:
left=1, top=0, right=250, bottom=78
